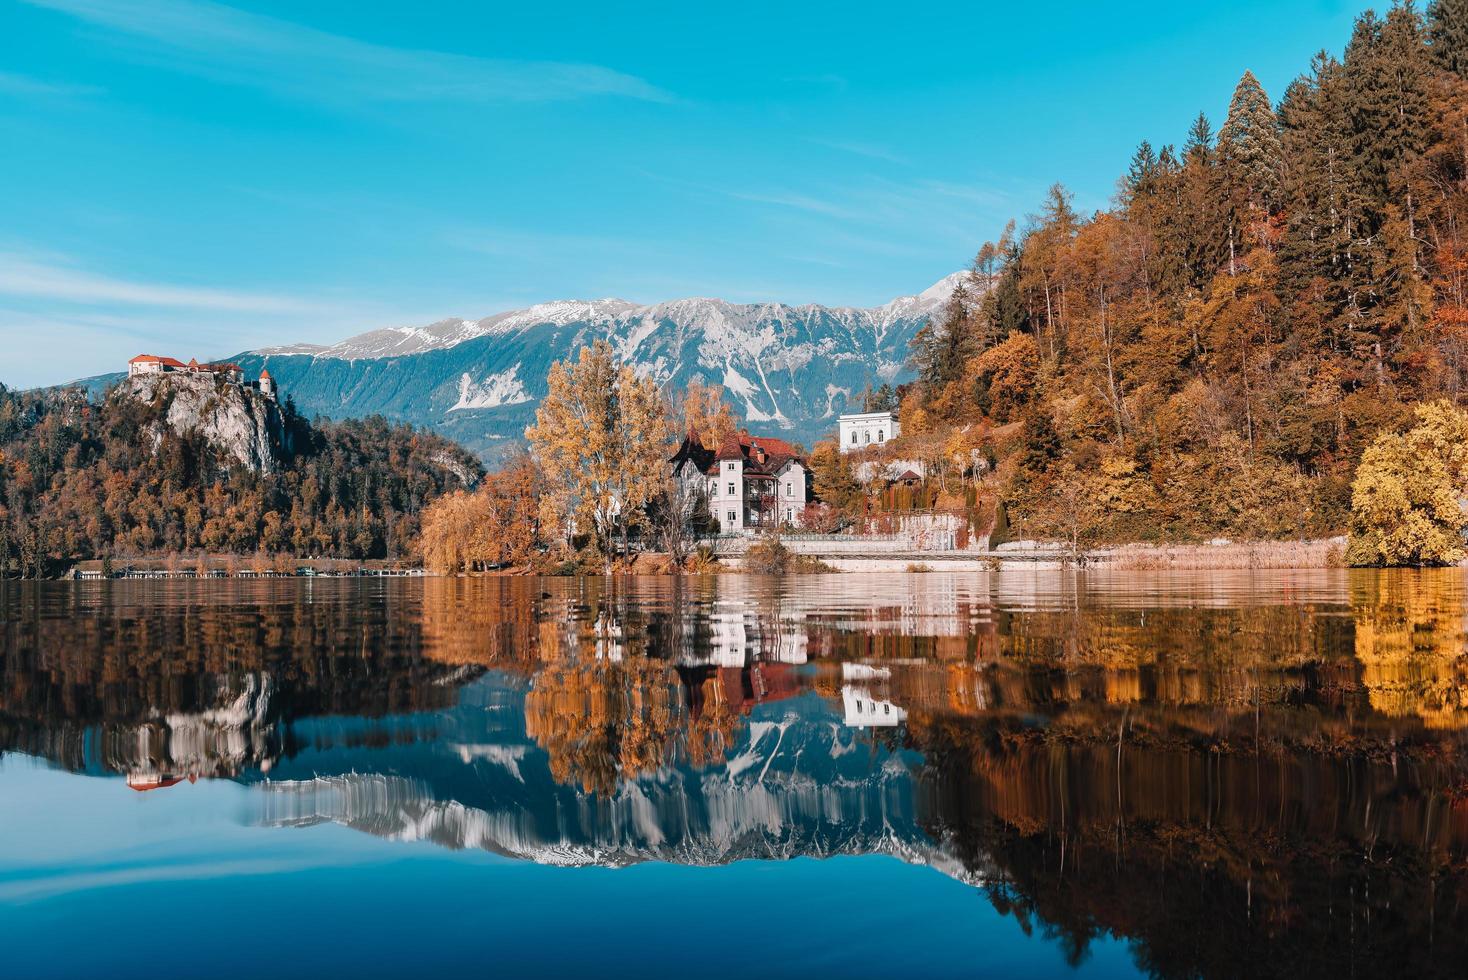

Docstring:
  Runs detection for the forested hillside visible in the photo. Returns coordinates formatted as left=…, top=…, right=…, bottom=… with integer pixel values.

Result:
left=898, top=1, right=1468, bottom=543
left=0, top=379, right=482, bottom=576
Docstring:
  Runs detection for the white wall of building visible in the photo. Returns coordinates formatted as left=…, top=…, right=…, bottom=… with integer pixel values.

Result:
left=775, top=461, right=807, bottom=527
left=841, top=686, right=907, bottom=727
left=838, top=411, right=898, bottom=453
left=711, top=457, right=744, bottom=533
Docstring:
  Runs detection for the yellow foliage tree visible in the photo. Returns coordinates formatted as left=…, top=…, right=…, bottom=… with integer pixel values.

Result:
left=419, top=455, right=545, bottom=573
left=678, top=379, right=738, bottom=449
left=970, top=330, right=1039, bottom=422
left=526, top=340, right=673, bottom=569
left=1348, top=400, right=1468, bottom=567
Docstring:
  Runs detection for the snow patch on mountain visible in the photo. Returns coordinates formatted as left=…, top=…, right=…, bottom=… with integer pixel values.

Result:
left=451, top=366, right=532, bottom=411
left=823, top=384, right=851, bottom=418
left=237, top=272, right=982, bottom=463
left=270, top=275, right=968, bottom=363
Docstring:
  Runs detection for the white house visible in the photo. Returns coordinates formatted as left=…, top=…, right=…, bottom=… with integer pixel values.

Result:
left=838, top=411, right=898, bottom=453
left=841, top=685, right=908, bottom=728
left=670, top=428, right=809, bottom=534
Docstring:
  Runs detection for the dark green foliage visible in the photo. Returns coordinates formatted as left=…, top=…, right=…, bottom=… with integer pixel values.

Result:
left=862, top=383, right=897, bottom=412
left=1219, top=71, right=1284, bottom=210
left=908, top=280, right=977, bottom=391
left=1429, top=0, right=1468, bottom=75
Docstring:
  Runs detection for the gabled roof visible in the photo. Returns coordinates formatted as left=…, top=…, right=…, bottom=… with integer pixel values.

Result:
left=714, top=435, right=745, bottom=461
left=670, top=427, right=717, bottom=473
left=129, top=354, right=187, bottom=368
left=673, top=428, right=806, bottom=476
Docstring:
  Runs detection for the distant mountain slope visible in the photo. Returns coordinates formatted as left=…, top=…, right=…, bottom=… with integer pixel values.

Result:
left=230, top=274, right=966, bottom=462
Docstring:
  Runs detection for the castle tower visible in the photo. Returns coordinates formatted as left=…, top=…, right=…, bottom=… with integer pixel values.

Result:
left=259, top=368, right=276, bottom=399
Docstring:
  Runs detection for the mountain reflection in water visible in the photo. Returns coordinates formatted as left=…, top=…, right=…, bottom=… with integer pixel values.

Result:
left=2, top=570, right=1466, bottom=978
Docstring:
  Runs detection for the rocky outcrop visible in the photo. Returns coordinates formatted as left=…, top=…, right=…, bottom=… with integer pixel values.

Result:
left=116, top=372, right=288, bottom=473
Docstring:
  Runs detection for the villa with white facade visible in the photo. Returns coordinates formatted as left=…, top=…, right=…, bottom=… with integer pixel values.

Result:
left=671, top=428, right=809, bottom=533
left=838, top=410, right=898, bottom=453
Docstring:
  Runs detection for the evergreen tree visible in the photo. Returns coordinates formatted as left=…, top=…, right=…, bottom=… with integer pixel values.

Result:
left=1178, top=114, right=1230, bottom=288
left=1428, top=0, right=1468, bottom=77
left=1338, top=4, right=1435, bottom=365
left=1123, top=140, right=1160, bottom=202
left=1182, top=112, right=1215, bottom=165
left=1344, top=5, right=1431, bottom=203
left=908, top=280, right=975, bottom=392
left=1277, top=54, right=1359, bottom=316
left=1218, top=70, right=1285, bottom=210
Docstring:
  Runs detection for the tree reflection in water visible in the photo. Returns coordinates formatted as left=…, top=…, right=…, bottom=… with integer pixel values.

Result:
left=1, top=570, right=1466, bottom=977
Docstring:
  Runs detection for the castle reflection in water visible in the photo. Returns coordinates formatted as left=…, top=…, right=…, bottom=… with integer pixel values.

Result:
left=2, top=570, right=1467, bottom=977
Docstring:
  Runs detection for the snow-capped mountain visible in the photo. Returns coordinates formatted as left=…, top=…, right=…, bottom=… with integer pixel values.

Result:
left=232, top=272, right=970, bottom=462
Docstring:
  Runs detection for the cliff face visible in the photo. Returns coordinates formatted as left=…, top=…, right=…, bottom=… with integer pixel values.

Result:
left=116, top=372, right=288, bottom=473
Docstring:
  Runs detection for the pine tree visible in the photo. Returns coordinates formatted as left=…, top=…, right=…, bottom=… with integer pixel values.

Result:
left=1219, top=70, right=1285, bottom=216
left=1278, top=54, right=1359, bottom=317
left=1345, top=5, right=1431, bottom=203
left=1428, top=0, right=1468, bottom=77
left=1123, top=140, right=1160, bottom=202
left=1339, top=4, right=1435, bottom=370
left=1178, top=114, right=1230, bottom=287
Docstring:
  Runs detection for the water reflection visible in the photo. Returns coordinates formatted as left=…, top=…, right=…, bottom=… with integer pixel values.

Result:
left=2, top=571, right=1466, bottom=977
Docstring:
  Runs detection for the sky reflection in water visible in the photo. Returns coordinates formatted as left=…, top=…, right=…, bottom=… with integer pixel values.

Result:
left=0, top=570, right=1465, bottom=979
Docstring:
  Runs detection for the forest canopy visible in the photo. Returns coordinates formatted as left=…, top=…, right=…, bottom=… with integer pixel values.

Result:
left=896, top=0, right=1468, bottom=547
left=0, top=380, right=481, bottom=576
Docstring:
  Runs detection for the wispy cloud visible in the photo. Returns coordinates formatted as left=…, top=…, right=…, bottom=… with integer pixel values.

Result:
left=810, top=138, right=908, bottom=165
left=0, top=252, right=330, bottom=314
left=22, top=0, right=672, bottom=104
left=726, top=189, right=857, bottom=220
left=0, top=70, right=102, bottom=98
left=650, top=167, right=1015, bottom=247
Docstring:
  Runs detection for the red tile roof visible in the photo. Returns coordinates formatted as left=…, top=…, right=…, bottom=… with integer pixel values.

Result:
left=129, top=354, right=187, bottom=368
left=673, top=429, right=806, bottom=476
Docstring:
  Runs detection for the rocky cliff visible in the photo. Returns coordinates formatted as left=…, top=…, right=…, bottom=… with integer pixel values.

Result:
left=115, top=372, right=288, bottom=473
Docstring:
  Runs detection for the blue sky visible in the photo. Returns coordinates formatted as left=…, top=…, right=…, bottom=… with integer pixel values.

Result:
left=2, top=0, right=1365, bottom=388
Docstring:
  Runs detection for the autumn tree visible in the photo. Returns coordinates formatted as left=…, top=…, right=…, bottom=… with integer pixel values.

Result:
left=893, top=2, right=1468, bottom=548
left=419, top=454, right=545, bottom=573
left=526, top=340, right=673, bottom=570
left=677, top=379, right=738, bottom=448
left=1348, top=400, right=1468, bottom=566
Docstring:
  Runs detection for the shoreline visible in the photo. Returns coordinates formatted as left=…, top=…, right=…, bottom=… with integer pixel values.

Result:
left=29, top=536, right=1359, bottom=580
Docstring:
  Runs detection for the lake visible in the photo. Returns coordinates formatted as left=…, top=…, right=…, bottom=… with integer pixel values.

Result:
left=1, top=571, right=1464, bottom=979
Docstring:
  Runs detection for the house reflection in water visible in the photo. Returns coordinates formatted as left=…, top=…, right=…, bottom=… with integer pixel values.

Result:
left=5, top=572, right=1468, bottom=978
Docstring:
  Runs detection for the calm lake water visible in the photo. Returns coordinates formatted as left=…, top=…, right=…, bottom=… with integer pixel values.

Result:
left=1, top=571, right=1465, bottom=978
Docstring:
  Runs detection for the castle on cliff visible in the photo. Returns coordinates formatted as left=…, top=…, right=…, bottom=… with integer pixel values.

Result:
left=128, top=354, right=276, bottom=399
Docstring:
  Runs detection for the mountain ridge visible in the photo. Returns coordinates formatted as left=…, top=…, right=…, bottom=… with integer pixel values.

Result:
left=256, top=272, right=968, bottom=362
left=72, top=272, right=972, bottom=463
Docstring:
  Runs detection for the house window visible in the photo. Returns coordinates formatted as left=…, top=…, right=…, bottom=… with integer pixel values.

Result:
left=726, top=461, right=735, bottom=471
left=863, top=430, right=870, bottom=443
left=786, top=508, right=793, bottom=521
left=785, top=482, right=792, bottom=497
left=727, top=511, right=737, bottom=524
left=727, top=482, right=736, bottom=496
left=850, top=431, right=857, bottom=445
left=877, top=430, right=885, bottom=442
